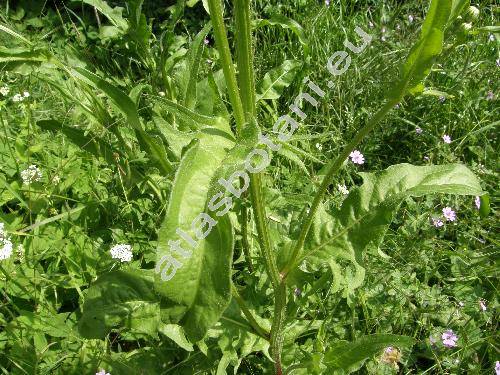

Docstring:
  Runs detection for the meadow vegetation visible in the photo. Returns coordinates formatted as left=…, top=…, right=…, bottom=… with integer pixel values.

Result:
left=0, top=0, right=498, bottom=374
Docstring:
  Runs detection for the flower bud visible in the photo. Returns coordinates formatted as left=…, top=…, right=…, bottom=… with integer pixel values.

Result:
left=467, top=6, right=480, bottom=20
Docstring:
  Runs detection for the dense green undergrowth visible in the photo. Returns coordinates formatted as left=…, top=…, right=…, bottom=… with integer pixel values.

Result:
left=0, top=0, right=498, bottom=374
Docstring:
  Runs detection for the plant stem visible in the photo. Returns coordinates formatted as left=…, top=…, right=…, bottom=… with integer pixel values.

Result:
left=234, top=0, right=256, bottom=274
left=209, top=1, right=286, bottom=372
left=231, top=283, right=269, bottom=339
left=206, top=0, right=245, bottom=135
left=281, top=97, right=401, bottom=276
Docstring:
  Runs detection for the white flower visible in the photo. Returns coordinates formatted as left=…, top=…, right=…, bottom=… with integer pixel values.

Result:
left=96, top=370, right=111, bottom=375
left=489, top=34, right=495, bottom=42
left=12, top=94, right=24, bottom=102
left=315, top=143, right=323, bottom=151
left=23, top=91, right=30, bottom=98
left=52, top=175, right=61, bottom=184
left=338, top=184, right=349, bottom=195
left=110, top=244, right=133, bottom=262
left=479, top=300, right=487, bottom=311
left=349, top=150, right=365, bottom=165
left=0, top=224, right=13, bottom=261
left=408, top=15, right=414, bottom=23
left=0, top=86, right=9, bottom=96
left=442, top=134, right=452, bottom=144
left=20, top=165, right=43, bottom=185
left=158, top=91, right=165, bottom=97
left=368, top=21, right=374, bottom=28
left=0, top=238, right=13, bottom=260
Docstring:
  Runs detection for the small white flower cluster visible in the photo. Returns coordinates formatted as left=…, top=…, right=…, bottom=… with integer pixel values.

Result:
left=0, top=223, right=13, bottom=261
left=0, top=86, right=10, bottom=96
left=21, top=165, right=43, bottom=185
left=338, top=184, right=349, bottom=196
left=110, top=244, right=133, bottom=262
left=12, top=91, right=30, bottom=102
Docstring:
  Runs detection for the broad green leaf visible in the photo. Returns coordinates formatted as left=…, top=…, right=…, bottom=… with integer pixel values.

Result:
left=73, top=0, right=128, bottom=31
left=79, top=269, right=159, bottom=339
left=388, top=0, right=451, bottom=99
left=256, top=59, right=301, bottom=101
left=254, top=15, right=309, bottom=56
left=288, top=164, right=484, bottom=296
left=324, top=334, right=416, bottom=373
left=155, top=131, right=236, bottom=342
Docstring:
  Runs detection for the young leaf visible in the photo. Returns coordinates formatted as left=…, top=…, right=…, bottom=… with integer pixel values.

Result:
left=288, top=164, right=484, bottom=294
left=155, top=132, right=236, bottom=342
left=324, top=334, right=416, bottom=373
left=388, top=0, right=452, bottom=99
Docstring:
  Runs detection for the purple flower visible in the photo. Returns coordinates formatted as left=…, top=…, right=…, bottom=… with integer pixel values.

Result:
left=349, top=150, right=365, bottom=165
left=486, top=91, right=495, bottom=101
left=325, top=0, right=330, bottom=6
left=432, top=217, right=444, bottom=228
left=204, top=37, right=210, bottom=45
left=442, top=134, right=452, bottom=144
left=479, top=300, right=487, bottom=311
left=416, top=127, right=423, bottom=134
left=495, top=361, right=500, bottom=375
left=442, top=207, right=456, bottom=222
left=429, top=335, right=437, bottom=345
left=475, top=196, right=481, bottom=210
left=441, top=329, right=458, bottom=348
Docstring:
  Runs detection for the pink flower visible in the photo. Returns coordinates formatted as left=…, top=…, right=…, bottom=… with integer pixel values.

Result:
left=441, top=329, right=458, bottom=348
left=325, top=0, right=330, bottom=5
left=442, top=207, right=456, bottom=222
left=415, top=127, right=423, bottom=134
left=349, top=150, right=365, bottom=165
left=475, top=196, right=481, bottom=210
left=442, top=135, right=452, bottom=144
left=432, top=217, right=444, bottom=228
left=495, top=361, right=500, bottom=375
left=479, top=300, right=487, bottom=311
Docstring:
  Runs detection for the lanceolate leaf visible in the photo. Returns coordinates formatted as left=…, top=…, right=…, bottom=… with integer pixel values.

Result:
left=291, top=164, right=484, bottom=295
left=72, top=68, right=173, bottom=174
left=256, top=59, right=301, bottom=101
left=324, top=334, right=416, bottom=373
left=73, top=0, right=128, bottom=31
left=388, top=0, right=452, bottom=99
left=155, top=132, right=236, bottom=342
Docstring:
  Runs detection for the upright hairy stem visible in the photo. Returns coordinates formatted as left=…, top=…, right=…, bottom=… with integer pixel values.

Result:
left=206, top=0, right=245, bottom=135
left=233, top=1, right=286, bottom=372
left=282, top=98, right=401, bottom=276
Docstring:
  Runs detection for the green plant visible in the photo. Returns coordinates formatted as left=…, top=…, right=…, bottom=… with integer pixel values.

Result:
left=0, top=0, right=494, bottom=373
